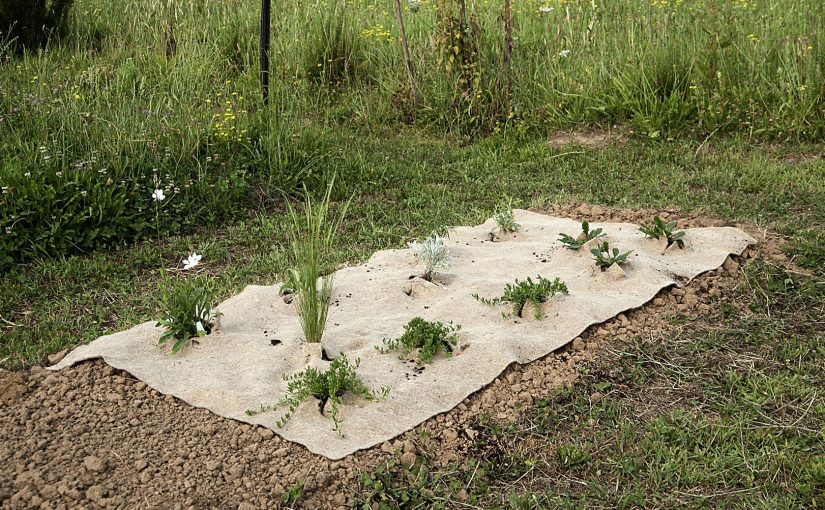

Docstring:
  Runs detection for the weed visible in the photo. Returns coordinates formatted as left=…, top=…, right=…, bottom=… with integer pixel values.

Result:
left=639, top=216, right=686, bottom=248
left=494, top=200, right=519, bottom=234
left=591, top=241, right=632, bottom=269
left=377, top=317, right=461, bottom=365
left=558, top=221, right=605, bottom=249
left=246, top=354, right=388, bottom=436
left=155, top=274, right=222, bottom=355
left=409, top=234, right=452, bottom=281
left=282, top=479, right=305, bottom=505
left=474, top=276, right=569, bottom=319
left=286, top=181, right=349, bottom=344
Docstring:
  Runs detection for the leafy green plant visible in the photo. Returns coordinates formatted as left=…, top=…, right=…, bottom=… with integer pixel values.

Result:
left=377, top=317, right=461, bottom=365
left=409, top=233, right=452, bottom=281
left=494, top=200, right=519, bottom=234
left=156, top=274, right=222, bottom=354
left=474, top=276, right=569, bottom=319
left=591, top=241, right=633, bottom=269
left=286, top=180, right=349, bottom=343
left=558, top=221, right=605, bottom=249
left=639, top=216, right=686, bottom=249
left=246, top=354, right=387, bottom=436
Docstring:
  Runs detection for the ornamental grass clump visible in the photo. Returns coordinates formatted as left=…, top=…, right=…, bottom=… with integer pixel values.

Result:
left=409, top=233, right=452, bottom=281
left=558, top=221, right=605, bottom=249
left=377, top=317, right=461, bottom=365
left=640, top=216, right=686, bottom=249
left=591, top=241, right=633, bottom=269
left=156, top=274, right=222, bottom=354
left=474, top=276, right=569, bottom=319
left=247, top=355, right=387, bottom=436
left=285, top=181, right=348, bottom=344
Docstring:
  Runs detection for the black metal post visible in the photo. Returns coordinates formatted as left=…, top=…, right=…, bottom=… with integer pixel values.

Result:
left=260, top=0, right=271, bottom=105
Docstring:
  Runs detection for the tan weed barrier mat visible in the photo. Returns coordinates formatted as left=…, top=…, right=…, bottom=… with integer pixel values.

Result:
left=51, top=211, right=754, bottom=459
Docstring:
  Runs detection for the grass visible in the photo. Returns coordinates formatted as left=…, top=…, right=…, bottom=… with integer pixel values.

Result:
left=1, top=0, right=823, bottom=265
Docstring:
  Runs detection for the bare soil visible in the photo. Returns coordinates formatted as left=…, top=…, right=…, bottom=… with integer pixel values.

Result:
left=0, top=203, right=784, bottom=509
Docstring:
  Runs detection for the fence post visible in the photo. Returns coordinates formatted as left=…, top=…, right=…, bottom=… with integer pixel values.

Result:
left=260, top=0, right=271, bottom=104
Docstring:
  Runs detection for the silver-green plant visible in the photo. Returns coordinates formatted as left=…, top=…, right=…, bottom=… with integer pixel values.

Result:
left=285, top=180, right=348, bottom=344
left=409, top=233, right=452, bottom=281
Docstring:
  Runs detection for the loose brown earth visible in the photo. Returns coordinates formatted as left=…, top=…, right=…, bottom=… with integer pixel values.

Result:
left=0, top=203, right=790, bottom=509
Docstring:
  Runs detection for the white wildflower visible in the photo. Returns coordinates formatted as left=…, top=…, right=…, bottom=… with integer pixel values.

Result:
left=539, top=5, right=554, bottom=12
left=559, top=49, right=570, bottom=58
left=408, top=0, right=421, bottom=12
left=182, top=253, right=202, bottom=270
left=151, top=189, right=165, bottom=202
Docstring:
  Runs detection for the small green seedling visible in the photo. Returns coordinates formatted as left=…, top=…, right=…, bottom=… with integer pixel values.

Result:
left=246, top=355, right=388, bottom=436
left=156, top=276, right=222, bottom=354
left=558, top=221, right=605, bottom=249
left=639, top=216, right=686, bottom=249
left=494, top=201, right=520, bottom=234
left=591, top=241, right=632, bottom=269
left=377, top=317, right=461, bottom=365
left=474, top=276, right=569, bottom=319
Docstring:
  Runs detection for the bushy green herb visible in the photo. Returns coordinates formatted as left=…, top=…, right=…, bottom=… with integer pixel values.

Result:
left=474, top=276, right=569, bottom=319
left=639, top=216, right=686, bottom=248
left=494, top=201, right=519, bottom=234
left=409, top=234, right=452, bottom=281
left=558, top=221, right=605, bottom=249
left=591, top=241, right=633, bottom=269
left=246, top=354, right=387, bottom=436
left=286, top=180, right=349, bottom=344
left=156, top=275, right=222, bottom=354
left=377, top=317, right=461, bottom=365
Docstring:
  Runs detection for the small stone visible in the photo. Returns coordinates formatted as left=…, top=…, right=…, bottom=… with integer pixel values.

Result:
left=47, top=350, right=68, bottom=365
left=42, top=374, right=59, bottom=386
left=85, top=485, right=105, bottom=502
left=572, top=338, right=585, bottom=351
left=591, top=392, right=604, bottom=403
left=83, top=455, right=106, bottom=473
left=139, top=470, right=152, bottom=483
left=400, top=452, right=417, bottom=467
left=456, top=489, right=469, bottom=502
left=258, top=428, right=275, bottom=440
left=443, top=429, right=458, bottom=442
left=723, top=256, right=739, bottom=273
left=134, top=382, right=147, bottom=391
left=134, top=460, right=148, bottom=471
left=206, top=460, right=221, bottom=471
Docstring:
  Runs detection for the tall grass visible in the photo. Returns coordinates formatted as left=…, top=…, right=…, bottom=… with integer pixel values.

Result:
left=0, top=0, right=822, bottom=266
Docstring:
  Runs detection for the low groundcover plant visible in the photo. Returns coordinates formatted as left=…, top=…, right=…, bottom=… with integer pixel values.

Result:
left=474, top=276, right=569, bottom=319
left=156, top=274, right=222, bottom=354
left=558, top=220, right=605, bottom=249
left=247, top=355, right=388, bottom=436
left=640, top=216, right=686, bottom=248
left=377, top=317, right=461, bottom=365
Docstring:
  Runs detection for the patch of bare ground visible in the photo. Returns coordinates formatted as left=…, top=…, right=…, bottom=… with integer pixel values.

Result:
left=548, top=128, right=628, bottom=149
left=0, top=203, right=779, bottom=509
